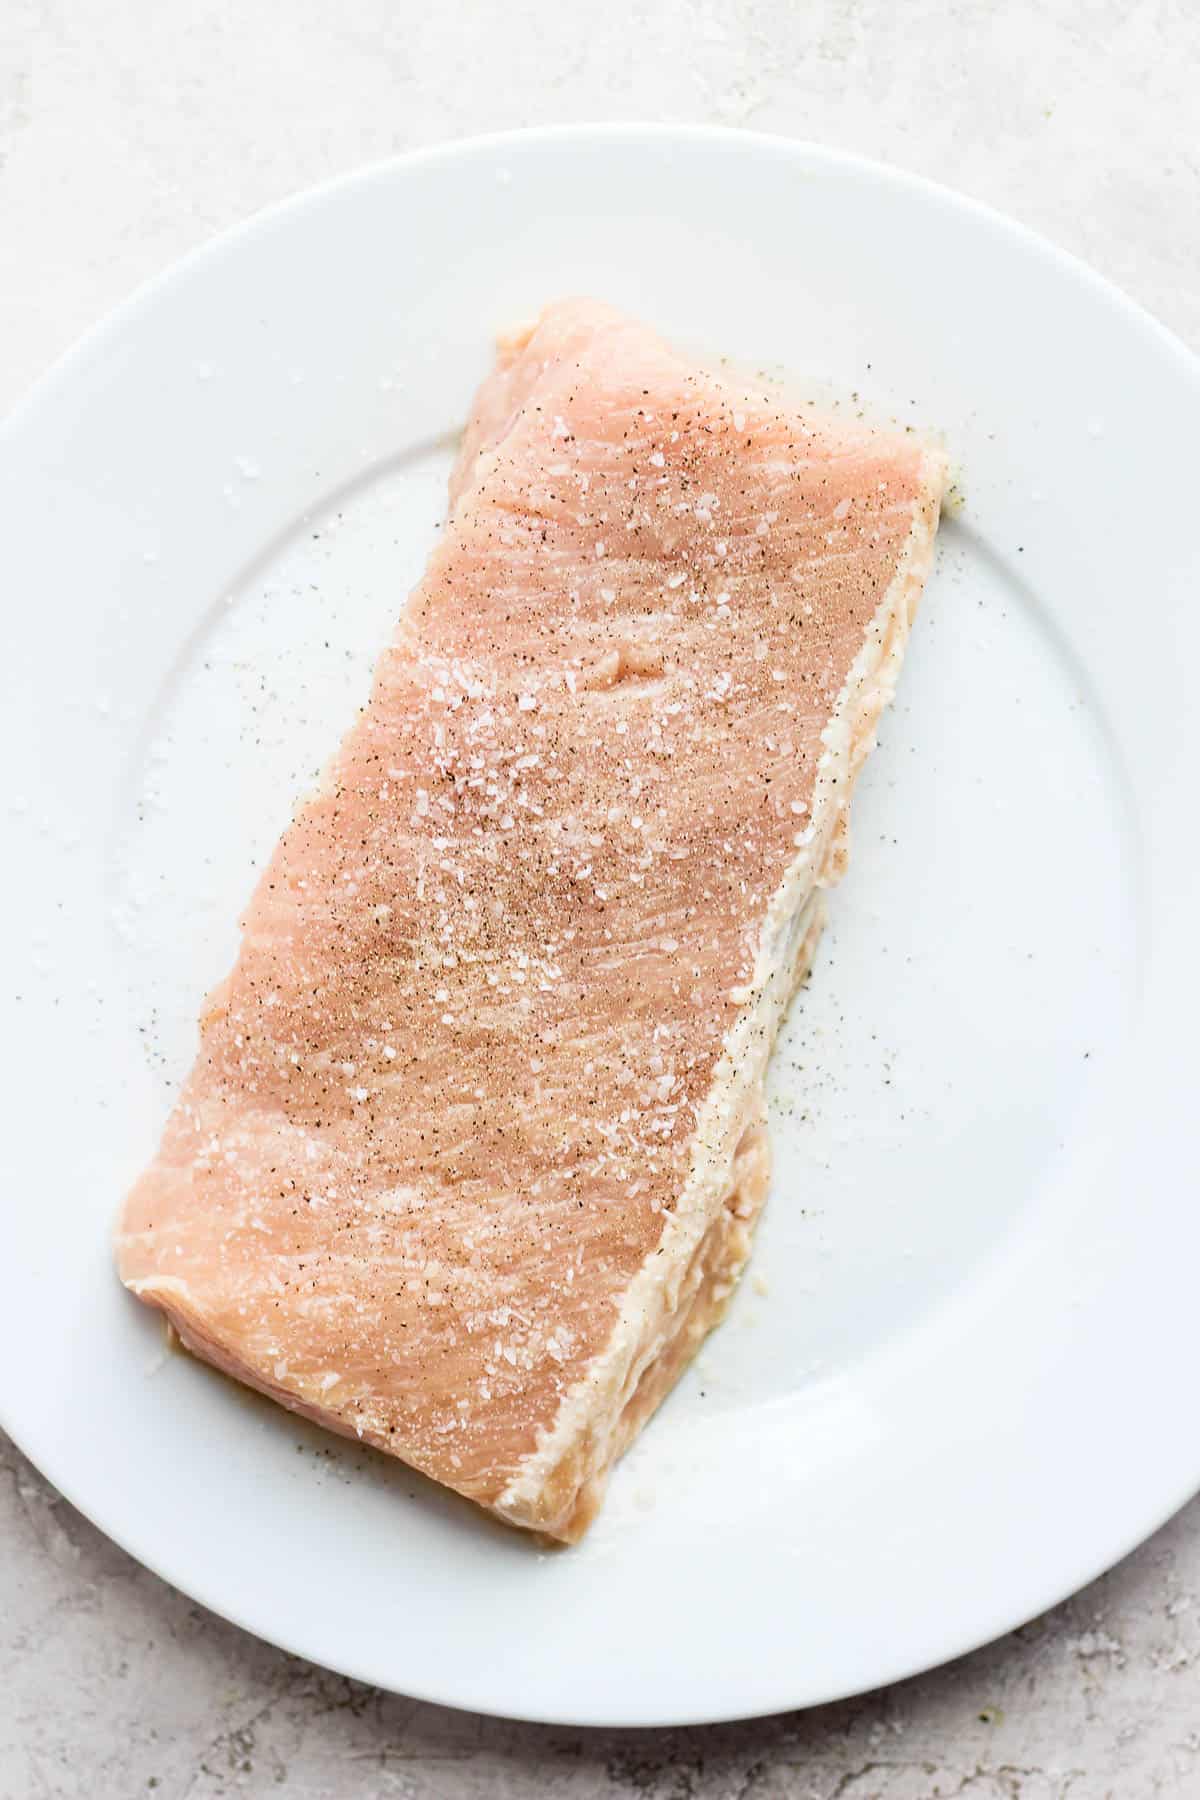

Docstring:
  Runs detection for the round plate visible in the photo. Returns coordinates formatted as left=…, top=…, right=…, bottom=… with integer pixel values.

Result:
left=2, top=126, right=1197, bottom=1728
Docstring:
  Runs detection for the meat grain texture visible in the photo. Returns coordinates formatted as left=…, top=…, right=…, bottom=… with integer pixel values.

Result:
left=116, top=299, right=947, bottom=1540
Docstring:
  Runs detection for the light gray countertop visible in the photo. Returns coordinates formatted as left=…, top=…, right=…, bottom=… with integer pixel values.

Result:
left=3, top=4, right=1198, bottom=1794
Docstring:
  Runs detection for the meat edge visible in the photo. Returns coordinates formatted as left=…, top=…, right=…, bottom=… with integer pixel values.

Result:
left=494, top=445, right=949, bottom=1540
left=526, top=893, right=825, bottom=1543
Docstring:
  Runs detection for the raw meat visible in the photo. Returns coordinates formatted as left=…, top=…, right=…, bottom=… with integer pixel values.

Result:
left=116, top=299, right=947, bottom=1540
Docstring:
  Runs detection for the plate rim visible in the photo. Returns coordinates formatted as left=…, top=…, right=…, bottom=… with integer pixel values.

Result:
left=5, top=121, right=1197, bottom=441
left=3, top=122, right=1200, bottom=1729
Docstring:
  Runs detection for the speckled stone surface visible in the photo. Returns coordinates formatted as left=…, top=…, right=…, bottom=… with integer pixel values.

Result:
left=3, top=3, right=1199, bottom=1794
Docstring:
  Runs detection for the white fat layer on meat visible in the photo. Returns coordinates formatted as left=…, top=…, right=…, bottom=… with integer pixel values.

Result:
left=495, top=449, right=947, bottom=1527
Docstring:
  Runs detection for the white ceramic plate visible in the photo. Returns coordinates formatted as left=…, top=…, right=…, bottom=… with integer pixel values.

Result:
left=2, top=125, right=1197, bottom=1728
